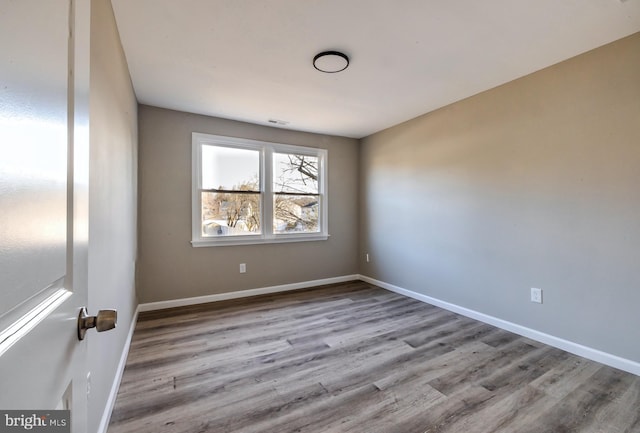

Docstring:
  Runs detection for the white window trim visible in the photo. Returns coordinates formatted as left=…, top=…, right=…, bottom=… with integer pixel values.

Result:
left=191, top=132, right=329, bottom=247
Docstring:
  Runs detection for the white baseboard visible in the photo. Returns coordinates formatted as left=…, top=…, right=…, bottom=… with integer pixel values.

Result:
left=97, top=305, right=139, bottom=433
left=359, top=275, right=640, bottom=377
left=100, top=273, right=638, bottom=433
left=138, top=275, right=360, bottom=312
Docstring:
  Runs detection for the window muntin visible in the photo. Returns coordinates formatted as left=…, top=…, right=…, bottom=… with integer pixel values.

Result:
left=192, top=133, right=328, bottom=246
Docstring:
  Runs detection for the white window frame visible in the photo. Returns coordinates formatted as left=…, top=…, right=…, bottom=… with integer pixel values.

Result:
left=191, top=132, right=328, bottom=247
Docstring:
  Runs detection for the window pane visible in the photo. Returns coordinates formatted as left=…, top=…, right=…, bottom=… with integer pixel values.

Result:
left=202, top=191, right=261, bottom=236
left=274, top=195, right=319, bottom=233
left=273, top=153, right=318, bottom=194
left=202, top=145, right=259, bottom=190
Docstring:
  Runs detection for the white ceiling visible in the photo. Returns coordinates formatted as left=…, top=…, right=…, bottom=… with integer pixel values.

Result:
left=111, top=0, right=640, bottom=139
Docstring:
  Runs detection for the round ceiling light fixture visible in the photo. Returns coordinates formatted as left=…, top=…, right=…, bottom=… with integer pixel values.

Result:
left=313, top=51, right=349, bottom=73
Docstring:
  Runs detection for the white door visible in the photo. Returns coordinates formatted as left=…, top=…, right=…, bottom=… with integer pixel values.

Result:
left=0, top=0, right=91, bottom=431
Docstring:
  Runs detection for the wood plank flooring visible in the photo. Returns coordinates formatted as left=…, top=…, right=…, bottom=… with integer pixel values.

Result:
left=108, top=281, right=640, bottom=433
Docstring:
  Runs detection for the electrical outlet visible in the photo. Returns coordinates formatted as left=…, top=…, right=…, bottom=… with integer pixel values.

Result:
left=531, top=287, right=543, bottom=304
left=239, top=263, right=246, bottom=273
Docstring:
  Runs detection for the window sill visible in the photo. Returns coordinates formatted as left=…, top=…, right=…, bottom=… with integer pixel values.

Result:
left=191, top=233, right=329, bottom=247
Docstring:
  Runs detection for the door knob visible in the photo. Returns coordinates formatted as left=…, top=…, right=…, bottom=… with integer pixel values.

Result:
left=77, top=307, right=117, bottom=340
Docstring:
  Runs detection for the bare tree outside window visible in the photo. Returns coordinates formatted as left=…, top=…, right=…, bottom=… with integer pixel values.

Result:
left=202, top=154, right=320, bottom=235
left=200, top=145, right=261, bottom=236
left=193, top=133, right=327, bottom=245
left=274, top=154, right=320, bottom=233
left=201, top=178, right=260, bottom=236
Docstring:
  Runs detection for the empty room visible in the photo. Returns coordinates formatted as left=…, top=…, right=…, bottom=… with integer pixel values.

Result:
left=1, top=1, right=639, bottom=432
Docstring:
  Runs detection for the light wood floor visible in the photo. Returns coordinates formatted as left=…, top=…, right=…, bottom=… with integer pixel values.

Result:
left=108, top=281, right=640, bottom=433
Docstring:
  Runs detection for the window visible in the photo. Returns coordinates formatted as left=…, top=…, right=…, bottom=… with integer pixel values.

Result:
left=192, top=133, right=328, bottom=246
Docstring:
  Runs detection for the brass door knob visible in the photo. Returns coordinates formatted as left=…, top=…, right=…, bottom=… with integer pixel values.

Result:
left=77, top=307, right=117, bottom=340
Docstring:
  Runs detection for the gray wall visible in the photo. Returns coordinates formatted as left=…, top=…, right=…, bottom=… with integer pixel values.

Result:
left=137, top=106, right=359, bottom=303
left=88, top=0, right=138, bottom=431
left=360, top=33, right=640, bottom=363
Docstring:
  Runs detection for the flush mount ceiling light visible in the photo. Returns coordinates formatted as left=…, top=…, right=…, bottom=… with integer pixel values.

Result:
left=313, top=51, right=349, bottom=73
